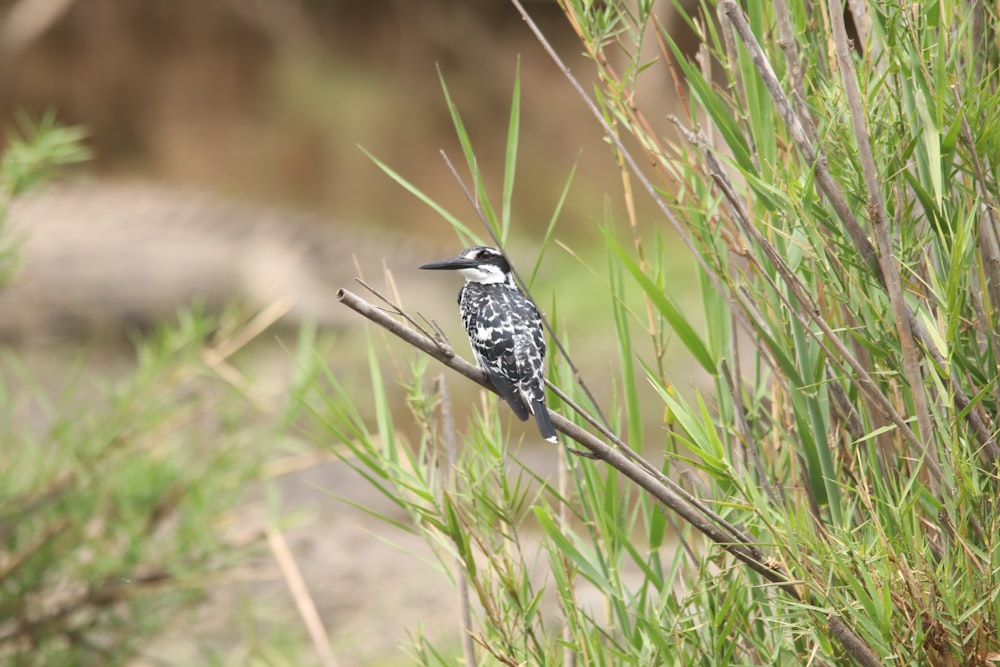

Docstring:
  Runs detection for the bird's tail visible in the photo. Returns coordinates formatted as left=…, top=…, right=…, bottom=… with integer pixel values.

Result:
left=531, top=399, right=558, bottom=443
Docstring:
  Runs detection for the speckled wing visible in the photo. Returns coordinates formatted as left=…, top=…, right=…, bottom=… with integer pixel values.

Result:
left=506, top=292, right=547, bottom=402
left=458, top=282, right=531, bottom=421
left=506, top=290, right=558, bottom=442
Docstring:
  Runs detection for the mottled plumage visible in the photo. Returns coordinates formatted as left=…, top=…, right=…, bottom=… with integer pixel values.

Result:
left=420, top=246, right=557, bottom=442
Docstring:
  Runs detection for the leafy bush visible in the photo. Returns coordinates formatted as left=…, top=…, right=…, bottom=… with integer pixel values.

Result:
left=0, top=122, right=281, bottom=665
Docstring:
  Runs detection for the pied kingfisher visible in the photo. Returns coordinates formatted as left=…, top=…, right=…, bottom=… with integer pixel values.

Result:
left=420, top=246, right=558, bottom=443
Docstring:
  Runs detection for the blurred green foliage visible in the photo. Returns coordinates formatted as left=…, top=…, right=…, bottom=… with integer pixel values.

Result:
left=0, top=124, right=300, bottom=664
left=0, top=114, right=90, bottom=288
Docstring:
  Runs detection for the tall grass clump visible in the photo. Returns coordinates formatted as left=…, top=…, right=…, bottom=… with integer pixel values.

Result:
left=318, top=1, right=1000, bottom=664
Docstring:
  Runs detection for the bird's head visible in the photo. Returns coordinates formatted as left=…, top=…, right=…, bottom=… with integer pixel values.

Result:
left=419, top=246, right=514, bottom=286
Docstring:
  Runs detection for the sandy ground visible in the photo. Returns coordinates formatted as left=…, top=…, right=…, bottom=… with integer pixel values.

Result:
left=145, top=457, right=467, bottom=666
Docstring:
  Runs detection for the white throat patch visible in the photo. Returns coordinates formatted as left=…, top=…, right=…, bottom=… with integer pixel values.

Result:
left=459, top=265, right=507, bottom=285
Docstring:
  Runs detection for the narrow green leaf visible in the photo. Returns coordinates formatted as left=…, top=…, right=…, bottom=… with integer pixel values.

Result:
left=609, top=236, right=643, bottom=446
left=527, top=156, right=577, bottom=287
left=533, top=506, right=605, bottom=585
left=366, top=338, right=396, bottom=463
left=501, top=59, right=521, bottom=245
left=361, top=146, right=478, bottom=243
left=605, top=233, right=716, bottom=373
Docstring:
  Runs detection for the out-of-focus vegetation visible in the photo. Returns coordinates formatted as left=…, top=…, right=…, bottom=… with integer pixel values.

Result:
left=0, top=0, right=671, bottom=239
left=0, top=123, right=315, bottom=665
left=316, top=0, right=1000, bottom=664
left=0, top=114, right=89, bottom=285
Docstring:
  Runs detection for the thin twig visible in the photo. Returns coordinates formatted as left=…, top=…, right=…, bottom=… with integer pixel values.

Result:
left=340, top=286, right=888, bottom=663
left=546, top=377, right=756, bottom=548
left=207, top=298, right=293, bottom=361
left=717, top=0, right=878, bottom=275
left=829, top=614, right=881, bottom=667
left=0, top=571, right=171, bottom=647
left=355, top=277, right=442, bottom=344
left=510, top=0, right=796, bottom=460
left=0, top=470, right=75, bottom=541
left=515, top=2, right=893, bottom=662
left=674, top=120, right=940, bottom=487
left=201, top=297, right=294, bottom=413
left=771, top=0, right=819, bottom=146
left=508, top=0, right=725, bottom=299
left=953, top=83, right=1000, bottom=410
left=0, top=518, right=71, bottom=583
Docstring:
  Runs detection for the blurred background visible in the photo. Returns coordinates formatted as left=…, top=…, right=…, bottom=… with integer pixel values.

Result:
left=0, top=1, right=697, bottom=664
left=0, top=0, right=701, bottom=341
left=0, top=0, right=687, bottom=236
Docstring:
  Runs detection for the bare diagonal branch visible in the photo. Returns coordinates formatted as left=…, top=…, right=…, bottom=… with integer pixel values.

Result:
left=338, top=288, right=769, bottom=571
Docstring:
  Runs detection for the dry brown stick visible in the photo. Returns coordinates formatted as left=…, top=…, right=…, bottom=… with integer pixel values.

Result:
left=675, top=120, right=938, bottom=487
left=0, top=570, right=171, bottom=647
left=507, top=0, right=787, bottom=453
left=508, top=0, right=720, bottom=292
left=515, top=0, right=812, bottom=409
left=0, top=471, right=75, bottom=541
left=717, top=0, right=879, bottom=275
left=436, top=374, right=478, bottom=667
left=716, top=2, right=959, bottom=472
left=201, top=298, right=294, bottom=414
left=771, top=0, right=818, bottom=146
left=545, top=378, right=756, bottom=548
left=953, top=84, right=1000, bottom=414
left=506, top=2, right=885, bottom=663
left=0, top=518, right=71, bottom=583
left=266, top=526, right=339, bottom=667
left=516, top=1, right=794, bottom=417
left=829, top=614, right=881, bottom=667
left=827, top=0, right=937, bottom=481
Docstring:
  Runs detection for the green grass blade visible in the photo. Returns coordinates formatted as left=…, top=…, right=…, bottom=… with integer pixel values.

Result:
left=527, top=155, right=577, bottom=287
left=501, top=59, right=521, bottom=245
left=605, top=231, right=716, bottom=374
left=361, top=146, right=478, bottom=243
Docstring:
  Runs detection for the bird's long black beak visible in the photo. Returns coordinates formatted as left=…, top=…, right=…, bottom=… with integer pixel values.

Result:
left=419, top=255, right=478, bottom=271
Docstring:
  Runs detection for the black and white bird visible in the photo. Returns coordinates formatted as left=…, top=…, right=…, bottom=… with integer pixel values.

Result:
left=420, top=246, right=558, bottom=442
